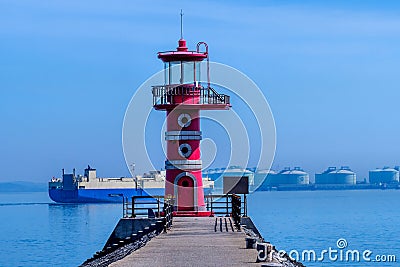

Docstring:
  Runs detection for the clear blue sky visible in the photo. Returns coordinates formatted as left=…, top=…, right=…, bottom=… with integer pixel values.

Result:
left=1, top=0, right=400, bottom=182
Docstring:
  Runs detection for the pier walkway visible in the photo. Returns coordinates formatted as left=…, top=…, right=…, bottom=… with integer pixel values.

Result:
left=110, top=217, right=259, bottom=267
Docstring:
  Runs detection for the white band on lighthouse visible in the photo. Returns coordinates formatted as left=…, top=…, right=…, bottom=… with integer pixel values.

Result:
left=165, top=130, right=202, bottom=141
left=177, top=113, right=191, bottom=127
left=165, top=159, right=202, bottom=170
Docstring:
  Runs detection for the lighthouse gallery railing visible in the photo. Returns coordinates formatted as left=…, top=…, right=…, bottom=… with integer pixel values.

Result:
left=152, top=84, right=230, bottom=106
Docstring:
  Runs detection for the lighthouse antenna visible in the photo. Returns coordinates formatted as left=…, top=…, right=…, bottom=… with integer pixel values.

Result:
left=180, top=9, right=184, bottom=39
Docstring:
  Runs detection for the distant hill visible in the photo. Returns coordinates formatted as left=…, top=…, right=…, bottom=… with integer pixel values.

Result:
left=0, top=181, right=47, bottom=192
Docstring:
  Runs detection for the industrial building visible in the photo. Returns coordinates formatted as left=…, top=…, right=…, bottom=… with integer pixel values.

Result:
left=204, top=164, right=400, bottom=191
left=315, top=166, right=356, bottom=185
left=254, top=169, right=277, bottom=191
left=264, top=167, right=310, bottom=187
left=369, top=167, right=400, bottom=184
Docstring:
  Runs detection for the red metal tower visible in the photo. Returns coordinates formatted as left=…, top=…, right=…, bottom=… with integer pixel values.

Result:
left=152, top=27, right=230, bottom=216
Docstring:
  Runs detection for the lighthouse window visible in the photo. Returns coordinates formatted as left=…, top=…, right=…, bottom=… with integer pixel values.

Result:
left=182, top=180, right=189, bottom=187
left=178, top=143, right=192, bottom=158
left=169, top=61, right=181, bottom=85
left=178, top=113, right=191, bottom=127
left=182, top=61, right=195, bottom=84
left=195, top=61, right=201, bottom=85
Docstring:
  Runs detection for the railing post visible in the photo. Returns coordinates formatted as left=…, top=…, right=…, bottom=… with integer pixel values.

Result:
left=163, top=198, right=173, bottom=233
left=231, top=194, right=242, bottom=230
left=210, top=195, right=213, bottom=213
left=132, top=196, right=135, bottom=218
left=226, top=194, right=229, bottom=216
left=122, top=197, right=125, bottom=218
left=157, top=197, right=160, bottom=218
left=168, top=201, right=172, bottom=228
left=164, top=199, right=167, bottom=232
left=244, top=194, right=247, bottom=217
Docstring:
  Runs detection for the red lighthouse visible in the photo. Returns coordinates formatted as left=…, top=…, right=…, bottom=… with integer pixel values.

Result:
left=152, top=19, right=230, bottom=216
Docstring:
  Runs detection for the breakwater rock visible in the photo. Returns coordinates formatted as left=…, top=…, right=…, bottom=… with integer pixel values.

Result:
left=81, top=229, right=159, bottom=267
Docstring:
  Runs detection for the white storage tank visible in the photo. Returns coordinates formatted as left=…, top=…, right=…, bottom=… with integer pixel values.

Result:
left=369, top=167, right=399, bottom=184
left=254, top=169, right=277, bottom=190
left=267, top=167, right=309, bottom=186
left=222, top=166, right=254, bottom=185
left=315, top=166, right=356, bottom=185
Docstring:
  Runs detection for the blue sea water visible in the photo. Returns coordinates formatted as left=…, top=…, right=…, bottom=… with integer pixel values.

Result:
left=0, top=190, right=398, bottom=266
left=249, top=190, right=400, bottom=267
left=0, top=192, right=121, bottom=267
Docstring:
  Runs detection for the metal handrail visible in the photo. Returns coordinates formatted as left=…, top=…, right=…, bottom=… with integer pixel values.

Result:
left=152, top=84, right=230, bottom=106
left=205, top=194, right=246, bottom=219
left=123, top=194, right=244, bottom=230
left=196, top=42, right=210, bottom=88
left=124, top=195, right=167, bottom=218
left=123, top=195, right=174, bottom=233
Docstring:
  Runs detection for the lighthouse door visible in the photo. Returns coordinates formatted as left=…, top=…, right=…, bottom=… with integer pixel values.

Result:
left=176, top=176, right=194, bottom=211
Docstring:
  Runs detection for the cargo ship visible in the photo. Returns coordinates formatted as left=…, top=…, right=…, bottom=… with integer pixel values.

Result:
left=49, top=166, right=214, bottom=203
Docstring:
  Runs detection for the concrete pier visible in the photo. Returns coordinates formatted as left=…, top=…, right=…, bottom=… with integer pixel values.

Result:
left=110, top=217, right=259, bottom=267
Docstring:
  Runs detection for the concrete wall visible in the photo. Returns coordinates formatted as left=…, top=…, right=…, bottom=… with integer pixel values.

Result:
left=104, top=218, right=164, bottom=249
